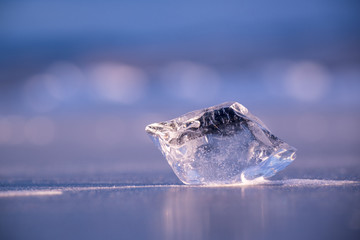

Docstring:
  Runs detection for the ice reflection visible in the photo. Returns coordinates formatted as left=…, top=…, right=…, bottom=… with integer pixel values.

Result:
left=162, top=188, right=210, bottom=240
left=161, top=187, right=271, bottom=240
left=158, top=182, right=359, bottom=240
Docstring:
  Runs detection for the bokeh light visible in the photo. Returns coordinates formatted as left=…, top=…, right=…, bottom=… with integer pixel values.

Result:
left=262, top=60, right=292, bottom=96
left=0, top=116, right=26, bottom=145
left=284, top=61, right=331, bottom=102
left=90, top=63, right=147, bottom=104
left=161, top=61, right=220, bottom=103
left=24, top=117, right=56, bottom=146
left=23, top=74, right=59, bottom=112
left=45, top=62, right=84, bottom=101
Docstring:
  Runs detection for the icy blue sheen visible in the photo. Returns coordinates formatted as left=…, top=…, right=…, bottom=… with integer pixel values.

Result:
left=146, top=102, right=296, bottom=185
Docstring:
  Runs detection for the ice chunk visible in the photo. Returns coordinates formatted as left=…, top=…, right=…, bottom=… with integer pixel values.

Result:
left=145, top=102, right=296, bottom=185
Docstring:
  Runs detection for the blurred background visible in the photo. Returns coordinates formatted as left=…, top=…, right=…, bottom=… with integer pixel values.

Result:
left=1, top=0, right=360, bottom=180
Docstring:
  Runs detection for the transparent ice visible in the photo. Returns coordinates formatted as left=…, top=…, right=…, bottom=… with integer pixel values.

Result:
left=145, top=102, right=296, bottom=185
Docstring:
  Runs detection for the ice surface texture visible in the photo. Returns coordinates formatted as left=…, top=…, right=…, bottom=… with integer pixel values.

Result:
left=145, top=102, right=296, bottom=185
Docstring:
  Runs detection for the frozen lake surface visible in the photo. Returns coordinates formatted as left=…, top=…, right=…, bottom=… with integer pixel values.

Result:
left=1, top=171, right=359, bottom=240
